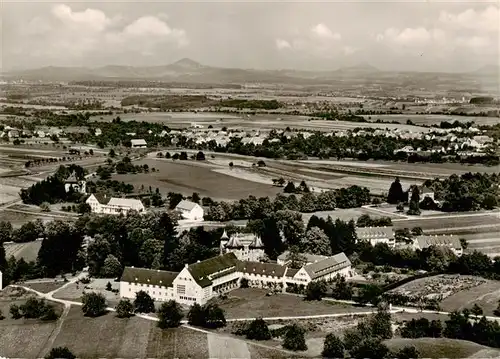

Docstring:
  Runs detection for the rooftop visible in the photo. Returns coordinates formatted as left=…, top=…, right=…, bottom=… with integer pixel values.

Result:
left=356, top=226, right=394, bottom=240
left=303, top=252, right=351, bottom=280
left=175, top=200, right=199, bottom=212
left=238, top=261, right=287, bottom=278
left=120, top=267, right=178, bottom=288
left=188, top=252, right=239, bottom=288
left=415, top=235, right=462, bottom=250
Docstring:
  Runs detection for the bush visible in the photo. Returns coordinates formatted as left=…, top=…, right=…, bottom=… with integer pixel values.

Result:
left=283, top=324, right=307, bottom=351
left=116, top=299, right=134, bottom=318
left=45, top=347, right=76, bottom=359
left=240, top=278, right=249, bottom=288
left=82, top=292, right=107, bottom=317
left=246, top=318, right=271, bottom=341
left=10, top=304, right=22, bottom=319
left=187, top=303, right=226, bottom=329
left=322, top=333, right=345, bottom=358
left=134, top=291, right=155, bottom=313
left=305, top=280, right=327, bottom=301
left=158, top=300, right=183, bottom=329
left=40, top=202, right=51, bottom=212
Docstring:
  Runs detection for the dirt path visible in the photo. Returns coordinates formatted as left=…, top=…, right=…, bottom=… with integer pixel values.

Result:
left=37, top=304, right=71, bottom=358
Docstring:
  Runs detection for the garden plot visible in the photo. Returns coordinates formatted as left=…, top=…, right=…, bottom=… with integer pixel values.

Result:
left=390, top=275, right=487, bottom=302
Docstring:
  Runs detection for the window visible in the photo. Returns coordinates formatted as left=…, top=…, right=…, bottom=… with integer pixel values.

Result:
left=177, top=285, right=186, bottom=295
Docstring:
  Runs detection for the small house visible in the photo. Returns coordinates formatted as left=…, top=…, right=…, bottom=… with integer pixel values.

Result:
left=175, top=200, right=204, bottom=221
left=131, top=139, right=147, bottom=148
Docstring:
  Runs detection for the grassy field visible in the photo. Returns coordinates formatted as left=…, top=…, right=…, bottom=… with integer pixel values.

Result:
left=22, top=281, right=66, bottom=294
left=385, top=338, right=500, bottom=358
left=214, top=288, right=371, bottom=319
left=440, top=279, right=500, bottom=315
left=393, top=214, right=500, bottom=232
left=4, top=240, right=42, bottom=261
left=53, top=278, right=121, bottom=305
left=117, top=158, right=281, bottom=201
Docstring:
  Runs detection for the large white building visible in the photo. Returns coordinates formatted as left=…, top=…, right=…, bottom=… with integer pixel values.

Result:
left=356, top=227, right=395, bottom=247
left=220, top=230, right=265, bottom=262
left=120, top=251, right=352, bottom=305
left=413, top=235, right=463, bottom=256
left=86, top=194, right=145, bottom=215
left=175, top=200, right=204, bottom=221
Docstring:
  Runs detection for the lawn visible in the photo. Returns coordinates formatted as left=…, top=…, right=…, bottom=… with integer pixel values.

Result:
left=214, top=288, right=371, bottom=319
left=440, top=279, right=500, bottom=315
left=384, top=338, right=500, bottom=359
left=23, top=281, right=65, bottom=294
left=115, top=158, right=281, bottom=201
left=53, top=278, right=121, bottom=306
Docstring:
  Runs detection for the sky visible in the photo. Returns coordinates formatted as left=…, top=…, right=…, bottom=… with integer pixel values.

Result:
left=1, top=1, right=499, bottom=72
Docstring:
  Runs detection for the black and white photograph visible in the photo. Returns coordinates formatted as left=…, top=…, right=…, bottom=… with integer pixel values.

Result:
left=0, top=1, right=499, bottom=358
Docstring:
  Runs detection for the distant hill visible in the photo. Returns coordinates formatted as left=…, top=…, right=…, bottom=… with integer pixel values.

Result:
left=2, top=58, right=495, bottom=87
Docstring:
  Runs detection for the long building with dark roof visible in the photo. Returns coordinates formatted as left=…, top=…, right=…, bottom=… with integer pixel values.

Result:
left=120, top=250, right=353, bottom=306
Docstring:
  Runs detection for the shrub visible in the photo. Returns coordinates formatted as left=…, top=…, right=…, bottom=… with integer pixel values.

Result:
left=116, top=299, right=134, bottom=318
left=45, top=347, right=76, bottom=359
left=158, top=300, right=183, bottom=329
left=283, top=324, right=307, bottom=351
left=134, top=291, right=155, bottom=313
left=240, top=278, right=249, bottom=288
left=82, top=292, right=107, bottom=317
left=10, top=304, right=22, bottom=319
left=246, top=318, right=271, bottom=341
left=305, top=280, right=327, bottom=301
left=322, top=333, right=345, bottom=358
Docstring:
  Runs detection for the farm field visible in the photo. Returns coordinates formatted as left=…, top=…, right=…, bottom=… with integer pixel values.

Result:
left=4, top=240, right=42, bottom=262
left=213, top=288, right=372, bottom=319
left=384, top=338, right=500, bottom=359
left=393, top=214, right=500, bottom=232
left=366, top=114, right=500, bottom=127
left=117, top=158, right=282, bottom=201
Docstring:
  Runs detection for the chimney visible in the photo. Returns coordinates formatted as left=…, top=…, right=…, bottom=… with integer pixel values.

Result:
left=185, top=263, right=188, bottom=268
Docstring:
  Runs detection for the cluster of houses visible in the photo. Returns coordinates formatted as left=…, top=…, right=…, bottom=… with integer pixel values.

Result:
left=120, top=230, right=353, bottom=305
left=355, top=226, right=463, bottom=257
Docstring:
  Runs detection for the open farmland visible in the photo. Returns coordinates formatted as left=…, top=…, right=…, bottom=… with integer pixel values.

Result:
left=4, top=240, right=42, bottom=262
left=366, top=114, right=500, bottom=127
left=393, top=213, right=500, bottom=232
left=116, top=158, right=282, bottom=201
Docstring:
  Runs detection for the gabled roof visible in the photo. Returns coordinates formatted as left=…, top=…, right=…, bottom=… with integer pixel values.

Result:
left=175, top=200, right=199, bottom=212
left=356, top=226, right=394, bottom=240
left=108, top=197, right=144, bottom=209
left=226, top=235, right=244, bottom=248
left=277, top=251, right=329, bottom=265
left=421, top=186, right=434, bottom=194
left=188, top=252, right=239, bottom=288
left=249, top=236, right=264, bottom=248
left=120, top=267, right=178, bottom=288
left=415, top=235, right=462, bottom=250
left=285, top=267, right=300, bottom=278
left=89, top=193, right=111, bottom=205
left=65, top=172, right=79, bottom=184
left=238, top=261, right=287, bottom=278
left=303, top=252, right=351, bottom=280
left=131, top=139, right=147, bottom=145
left=221, top=230, right=229, bottom=240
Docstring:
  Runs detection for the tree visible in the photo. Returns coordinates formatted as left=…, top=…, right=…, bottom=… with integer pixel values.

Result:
left=10, top=304, right=22, bottom=319
left=387, top=178, right=405, bottom=204
left=471, top=303, right=483, bottom=317
left=45, top=347, right=76, bottom=359
left=350, top=338, right=389, bottom=359
left=116, top=299, right=134, bottom=318
left=82, top=292, right=107, bottom=317
left=331, top=274, right=353, bottom=300
left=157, top=300, right=183, bottom=329
left=322, top=333, right=345, bottom=359
left=77, top=203, right=91, bottom=214
left=108, top=149, right=116, bottom=158
left=246, top=318, right=272, bottom=340
left=396, top=203, right=405, bottom=212
left=204, top=303, right=226, bottom=328
left=187, top=303, right=205, bottom=326
left=100, top=254, right=122, bottom=278
left=134, top=291, right=155, bottom=313
left=460, top=238, right=469, bottom=250
left=370, top=304, right=393, bottom=340
left=305, top=280, right=327, bottom=301
left=196, top=151, right=205, bottom=161
left=407, top=186, right=421, bottom=215
left=392, top=346, right=420, bottom=359
left=411, top=227, right=423, bottom=236
left=301, top=226, right=331, bottom=256
left=257, top=160, right=266, bottom=167
left=283, top=324, right=307, bottom=351
left=284, top=181, right=296, bottom=193
left=286, top=245, right=307, bottom=269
